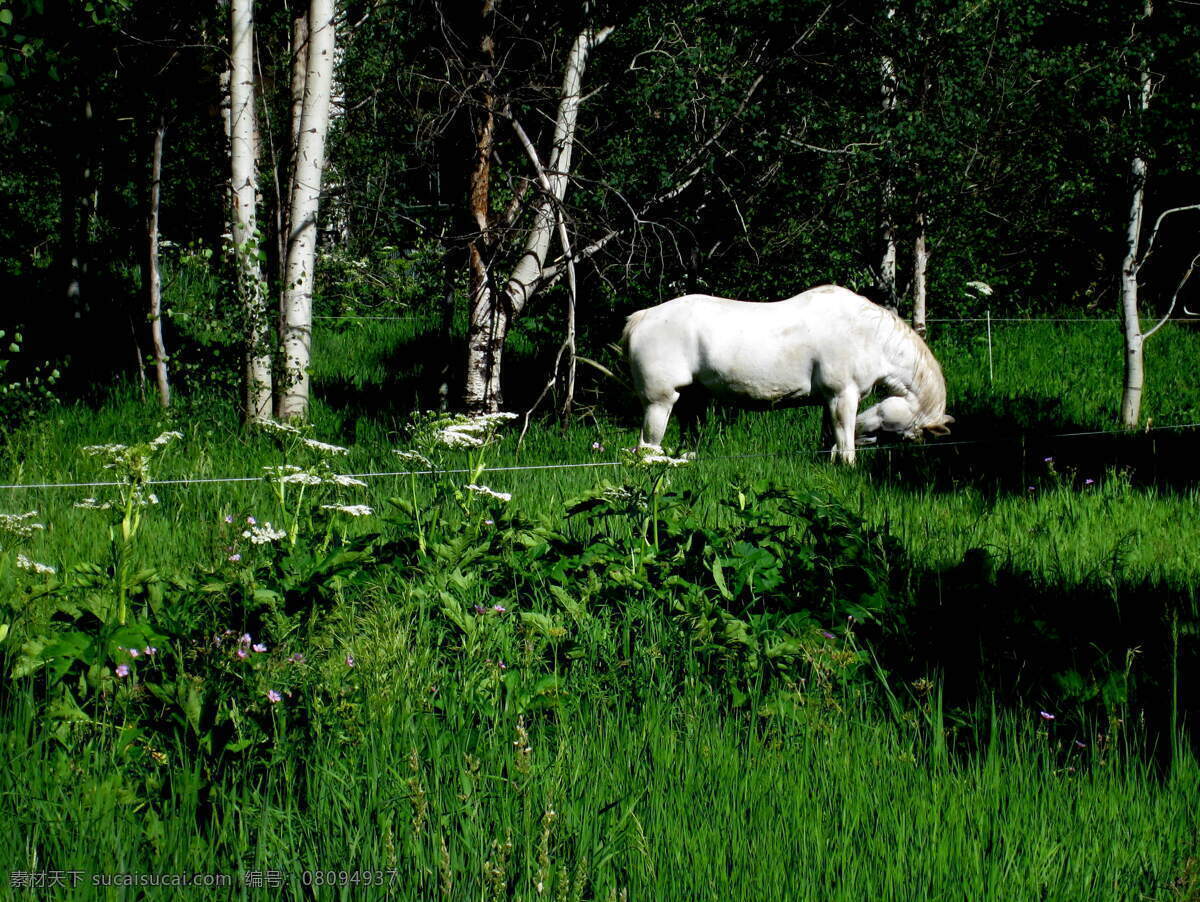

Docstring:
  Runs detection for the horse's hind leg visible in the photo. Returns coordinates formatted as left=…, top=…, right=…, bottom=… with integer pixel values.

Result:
left=640, top=390, right=679, bottom=449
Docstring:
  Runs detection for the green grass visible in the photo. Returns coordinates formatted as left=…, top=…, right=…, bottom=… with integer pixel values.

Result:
left=3, top=315, right=1200, bottom=900
left=5, top=685, right=1198, bottom=901
left=7, top=317, right=1200, bottom=586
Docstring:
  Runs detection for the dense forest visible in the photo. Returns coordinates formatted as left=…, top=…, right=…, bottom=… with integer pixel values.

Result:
left=1, top=0, right=1198, bottom=427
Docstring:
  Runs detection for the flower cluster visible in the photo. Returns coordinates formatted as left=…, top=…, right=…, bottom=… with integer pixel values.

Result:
left=432, top=412, right=518, bottom=449
left=394, top=450, right=432, bottom=469
left=464, top=484, right=512, bottom=503
left=320, top=504, right=374, bottom=517
left=242, top=521, right=287, bottom=545
left=77, top=431, right=181, bottom=510
left=113, top=643, right=159, bottom=679
left=0, top=511, right=45, bottom=540
left=635, top=450, right=695, bottom=467
left=301, top=438, right=349, bottom=455
left=15, top=553, right=55, bottom=576
left=268, top=465, right=324, bottom=486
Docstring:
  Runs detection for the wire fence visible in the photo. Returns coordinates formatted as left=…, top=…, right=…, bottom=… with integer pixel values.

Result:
left=1, top=421, right=1196, bottom=494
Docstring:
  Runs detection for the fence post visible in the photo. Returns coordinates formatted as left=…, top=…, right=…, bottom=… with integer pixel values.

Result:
left=986, top=309, right=994, bottom=384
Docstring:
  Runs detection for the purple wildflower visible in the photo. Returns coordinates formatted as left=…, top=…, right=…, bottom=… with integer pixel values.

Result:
left=252, top=643, right=267, bottom=653
left=115, top=664, right=130, bottom=678
left=224, top=515, right=234, bottom=524
left=492, top=604, right=506, bottom=613
left=1074, top=740, right=1087, bottom=748
left=1084, top=478, right=1095, bottom=486
left=236, top=648, right=249, bottom=660
left=1039, top=710, right=1055, bottom=721
left=143, top=646, right=157, bottom=656
left=474, top=605, right=488, bottom=615
left=127, top=647, right=140, bottom=658
left=345, top=654, right=356, bottom=668
left=821, top=630, right=836, bottom=640
left=228, top=553, right=241, bottom=563
left=1044, top=457, right=1054, bottom=463
left=266, top=689, right=282, bottom=704
left=246, top=516, right=256, bottom=526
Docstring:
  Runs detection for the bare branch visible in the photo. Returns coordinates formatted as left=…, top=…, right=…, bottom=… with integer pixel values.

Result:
left=1135, top=202, right=1200, bottom=274
left=510, top=116, right=580, bottom=424
left=1147, top=250, right=1200, bottom=335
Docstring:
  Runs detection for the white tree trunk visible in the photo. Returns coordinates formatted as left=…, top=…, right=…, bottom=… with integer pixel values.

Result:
left=230, top=0, right=273, bottom=422
left=463, top=24, right=612, bottom=413
left=913, top=209, right=928, bottom=336
left=878, top=17, right=898, bottom=310
left=1120, top=1, right=1154, bottom=428
left=279, top=0, right=336, bottom=421
left=1120, top=151, right=1148, bottom=427
left=147, top=118, right=170, bottom=408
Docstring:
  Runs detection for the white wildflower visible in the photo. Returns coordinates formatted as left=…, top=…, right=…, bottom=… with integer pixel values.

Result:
left=15, top=554, right=55, bottom=576
left=81, top=443, right=129, bottom=457
left=394, top=450, right=432, bottom=468
left=75, top=498, right=113, bottom=510
left=242, top=522, right=287, bottom=544
left=436, top=426, right=485, bottom=449
left=302, top=438, right=349, bottom=455
left=320, top=504, right=374, bottom=517
left=434, top=412, right=518, bottom=449
left=256, top=419, right=304, bottom=436
left=464, top=484, right=512, bottom=502
left=328, top=474, right=367, bottom=488
left=601, top=486, right=637, bottom=504
left=263, top=465, right=303, bottom=477
left=148, top=431, right=183, bottom=449
left=637, top=451, right=695, bottom=467
left=966, top=281, right=994, bottom=297
left=473, top=412, right=519, bottom=427
left=277, top=472, right=323, bottom=486
left=0, top=511, right=45, bottom=539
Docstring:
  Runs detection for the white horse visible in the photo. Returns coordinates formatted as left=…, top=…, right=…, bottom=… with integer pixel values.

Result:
left=622, top=284, right=953, bottom=464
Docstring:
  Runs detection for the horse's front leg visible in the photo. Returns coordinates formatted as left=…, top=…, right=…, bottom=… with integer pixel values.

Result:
left=826, top=388, right=860, bottom=465
left=639, top=390, right=679, bottom=449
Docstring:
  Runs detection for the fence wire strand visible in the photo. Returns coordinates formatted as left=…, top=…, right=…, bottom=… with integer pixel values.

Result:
left=0, top=422, right=1197, bottom=493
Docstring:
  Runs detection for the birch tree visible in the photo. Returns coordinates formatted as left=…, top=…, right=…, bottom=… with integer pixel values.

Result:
left=877, top=6, right=899, bottom=311
left=1115, top=0, right=1200, bottom=427
left=279, top=0, right=336, bottom=421
left=230, top=0, right=273, bottom=422
left=145, top=116, right=170, bottom=408
left=462, top=20, right=613, bottom=414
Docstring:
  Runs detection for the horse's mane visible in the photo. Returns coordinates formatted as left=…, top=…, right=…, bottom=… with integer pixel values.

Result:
left=871, top=305, right=947, bottom=426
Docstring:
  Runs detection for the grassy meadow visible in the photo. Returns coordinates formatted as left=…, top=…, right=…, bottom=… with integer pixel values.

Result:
left=2, top=309, right=1200, bottom=899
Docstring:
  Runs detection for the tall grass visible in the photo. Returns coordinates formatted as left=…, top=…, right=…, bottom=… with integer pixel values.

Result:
left=5, top=683, right=1198, bottom=901
left=7, top=317, right=1200, bottom=586
left=3, top=313, right=1200, bottom=899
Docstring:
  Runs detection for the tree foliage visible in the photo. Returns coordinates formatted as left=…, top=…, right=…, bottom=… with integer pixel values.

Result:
left=0, top=0, right=1197, bottom=415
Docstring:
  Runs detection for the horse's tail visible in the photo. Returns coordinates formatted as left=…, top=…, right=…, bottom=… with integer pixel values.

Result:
left=620, top=308, right=649, bottom=353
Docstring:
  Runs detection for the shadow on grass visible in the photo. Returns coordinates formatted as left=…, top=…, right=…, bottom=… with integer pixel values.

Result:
left=862, top=391, right=1200, bottom=497
left=867, top=542, right=1200, bottom=758
left=312, top=329, right=638, bottom=434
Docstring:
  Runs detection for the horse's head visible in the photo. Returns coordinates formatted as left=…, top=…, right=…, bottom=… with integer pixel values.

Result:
left=855, top=398, right=954, bottom=445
